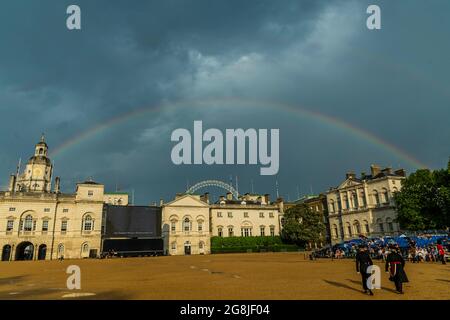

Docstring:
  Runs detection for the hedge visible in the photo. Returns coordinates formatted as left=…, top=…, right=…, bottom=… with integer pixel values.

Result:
left=211, top=244, right=302, bottom=254
left=210, top=236, right=304, bottom=254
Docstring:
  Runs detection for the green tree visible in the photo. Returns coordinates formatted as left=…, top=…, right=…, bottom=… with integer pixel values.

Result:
left=394, top=159, right=450, bottom=230
left=280, top=203, right=325, bottom=247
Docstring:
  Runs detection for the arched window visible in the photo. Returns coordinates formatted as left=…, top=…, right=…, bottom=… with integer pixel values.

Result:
left=373, top=190, right=380, bottom=206
left=386, top=217, right=394, bottom=232
left=353, top=220, right=361, bottom=234
left=329, top=200, right=335, bottom=213
left=333, top=224, right=339, bottom=238
left=352, top=192, right=358, bottom=208
left=377, top=218, right=384, bottom=233
left=382, top=188, right=389, bottom=204
left=183, top=218, right=191, bottom=232
left=39, top=148, right=43, bottom=155
left=346, top=222, right=352, bottom=237
left=228, top=226, right=234, bottom=237
left=343, top=195, right=349, bottom=210
left=260, top=226, right=265, bottom=236
left=197, top=220, right=203, bottom=232
left=218, top=227, right=223, bottom=237
left=83, top=215, right=93, bottom=231
left=360, top=190, right=367, bottom=207
left=24, top=215, right=33, bottom=231
left=170, top=221, right=177, bottom=233
left=363, top=220, right=370, bottom=234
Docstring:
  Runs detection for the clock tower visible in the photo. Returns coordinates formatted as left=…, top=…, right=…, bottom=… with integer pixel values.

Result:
left=15, top=134, right=53, bottom=192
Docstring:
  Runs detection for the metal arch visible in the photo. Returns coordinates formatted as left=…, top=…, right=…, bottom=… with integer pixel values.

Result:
left=186, top=180, right=239, bottom=199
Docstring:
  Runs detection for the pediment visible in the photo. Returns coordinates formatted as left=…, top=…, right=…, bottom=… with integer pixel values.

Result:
left=164, top=194, right=209, bottom=207
left=338, top=178, right=362, bottom=189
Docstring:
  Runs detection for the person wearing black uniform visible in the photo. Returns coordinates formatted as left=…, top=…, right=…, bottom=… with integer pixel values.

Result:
left=385, top=245, right=409, bottom=294
left=355, top=244, right=374, bottom=295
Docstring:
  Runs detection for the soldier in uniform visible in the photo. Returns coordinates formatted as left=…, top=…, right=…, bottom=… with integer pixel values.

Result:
left=385, top=245, right=409, bottom=294
left=355, top=244, right=374, bottom=296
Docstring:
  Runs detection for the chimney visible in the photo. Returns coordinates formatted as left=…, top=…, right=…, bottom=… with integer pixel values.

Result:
left=257, top=196, right=262, bottom=204
left=8, top=175, right=16, bottom=192
left=200, top=192, right=210, bottom=204
left=226, top=192, right=233, bottom=201
left=394, top=169, right=406, bottom=177
left=276, top=197, right=284, bottom=213
left=159, top=199, right=164, bottom=206
left=219, top=195, right=225, bottom=202
left=370, top=164, right=381, bottom=177
left=264, top=194, right=270, bottom=204
left=381, top=167, right=392, bottom=175
left=361, top=172, right=367, bottom=180
left=54, top=176, right=61, bottom=193
left=345, top=171, right=356, bottom=180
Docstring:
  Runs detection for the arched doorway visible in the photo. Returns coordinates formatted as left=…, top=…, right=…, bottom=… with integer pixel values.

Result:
left=38, top=244, right=47, bottom=260
left=15, top=242, right=34, bottom=261
left=184, top=241, right=191, bottom=255
left=1, top=245, right=11, bottom=261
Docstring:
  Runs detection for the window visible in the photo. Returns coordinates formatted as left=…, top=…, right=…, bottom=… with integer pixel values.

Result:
left=352, top=193, right=358, bottom=208
left=217, top=212, right=222, bottom=218
left=382, top=189, right=389, bottom=204
left=9, top=207, right=15, bottom=212
left=183, top=218, right=191, bottom=232
left=171, top=221, right=176, bottom=233
left=360, top=191, right=367, bottom=207
left=333, top=225, right=338, bottom=238
left=218, top=227, right=223, bottom=237
left=259, top=212, right=264, bottom=218
left=82, top=243, right=89, bottom=253
left=58, top=244, right=64, bottom=256
left=269, top=212, right=274, bottom=218
left=364, top=221, right=370, bottom=234
left=241, top=228, right=252, bottom=237
left=227, top=212, right=233, bottom=218
left=83, top=215, right=93, bottom=231
left=377, top=219, right=384, bottom=233
left=243, top=212, right=249, bottom=218
left=344, top=195, right=350, bottom=209
left=270, top=226, right=275, bottom=237
left=260, top=226, right=265, bottom=236
left=24, top=215, right=33, bottom=231
left=386, top=218, right=394, bottom=231
left=88, top=190, right=94, bottom=196
left=44, top=208, right=50, bottom=213
left=346, top=224, right=352, bottom=237
left=171, top=242, right=176, bottom=251
left=330, top=200, right=335, bottom=213
left=198, top=221, right=203, bottom=232
left=42, top=220, right=49, bottom=232
left=228, top=227, right=234, bottom=237
left=354, top=221, right=361, bottom=234
left=6, top=220, right=13, bottom=232
left=61, top=220, right=68, bottom=233
left=373, top=190, right=380, bottom=206
left=63, top=209, right=69, bottom=213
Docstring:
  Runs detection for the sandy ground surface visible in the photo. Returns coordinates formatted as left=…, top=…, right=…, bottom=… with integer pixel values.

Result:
left=0, top=252, right=448, bottom=300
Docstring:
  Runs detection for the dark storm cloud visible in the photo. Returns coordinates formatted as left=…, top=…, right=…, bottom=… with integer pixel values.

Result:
left=0, top=0, right=449, bottom=202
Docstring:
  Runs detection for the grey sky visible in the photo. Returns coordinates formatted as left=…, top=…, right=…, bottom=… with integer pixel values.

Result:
left=0, top=0, right=449, bottom=204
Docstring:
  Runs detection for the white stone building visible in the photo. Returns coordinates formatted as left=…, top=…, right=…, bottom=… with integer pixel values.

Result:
left=162, top=192, right=284, bottom=255
left=326, top=165, right=406, bottom=245
left=0, top=137, right=105, bottom=261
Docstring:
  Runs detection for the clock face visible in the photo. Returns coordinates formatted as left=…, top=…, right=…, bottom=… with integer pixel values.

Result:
left=33, top=168, right=42, bottom=176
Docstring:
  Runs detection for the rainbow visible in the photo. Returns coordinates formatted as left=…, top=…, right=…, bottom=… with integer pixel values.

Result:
left=50, top=99, right=427, bottom=169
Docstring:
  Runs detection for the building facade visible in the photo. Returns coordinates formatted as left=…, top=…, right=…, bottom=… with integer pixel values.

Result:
left=326, top=165, right=406, bottom=245
left=162, top=192, right=284, bottom=255
left=0, top=137, right=105, bottom=261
